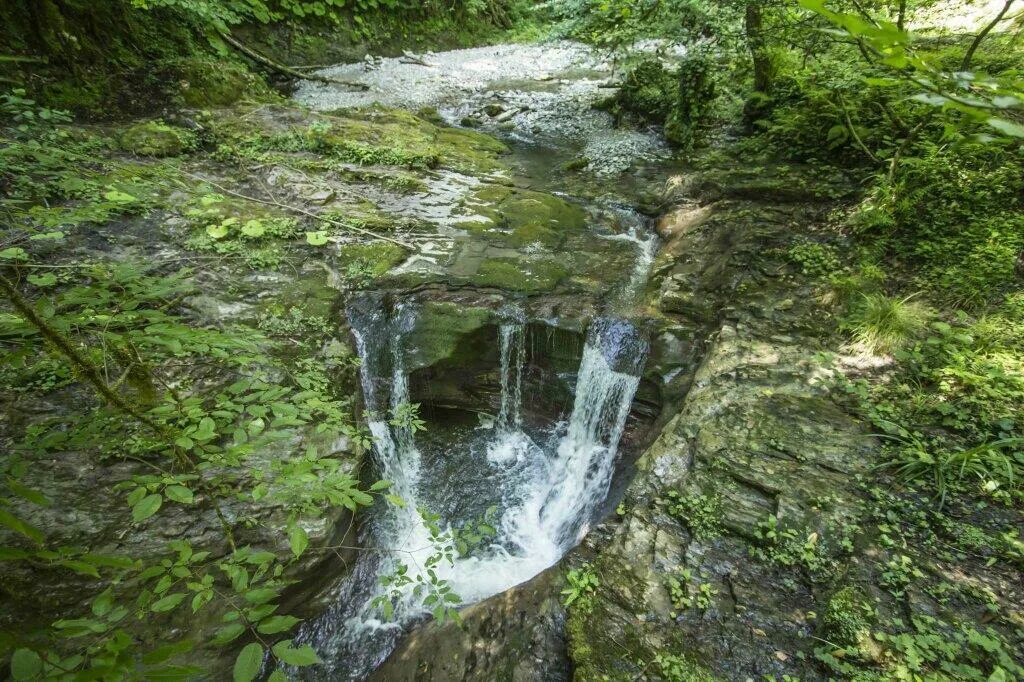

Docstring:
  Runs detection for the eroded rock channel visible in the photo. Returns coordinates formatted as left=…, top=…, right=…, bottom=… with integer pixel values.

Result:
left=279, top=43, right=676, bottom=678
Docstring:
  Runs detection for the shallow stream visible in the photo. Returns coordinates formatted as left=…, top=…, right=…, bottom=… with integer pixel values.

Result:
left=291, top=42, right=666, bottom=679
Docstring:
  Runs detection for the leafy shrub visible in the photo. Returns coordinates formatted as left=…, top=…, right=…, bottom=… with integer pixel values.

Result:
left=662, top=489, right=722, bottom=539
left=561, top=564, right=599, bottom=611
left=599, top=53, right=715, bottom=148
left=862, top=143, right=1024, bottom=306
left=787, top=240, right=841, bottom=277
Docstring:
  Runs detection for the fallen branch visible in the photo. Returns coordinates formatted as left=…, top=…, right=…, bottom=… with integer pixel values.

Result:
left=399, top=50, right=435, bottom=67
left=218, top=31, right=369, bottom=91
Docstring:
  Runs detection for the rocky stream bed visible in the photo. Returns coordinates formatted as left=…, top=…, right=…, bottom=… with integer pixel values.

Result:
left=3, top=39, right=1021, bottom=681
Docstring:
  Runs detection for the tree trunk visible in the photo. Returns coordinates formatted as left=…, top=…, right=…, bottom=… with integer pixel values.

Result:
left=745, top=2, right=772, bottom=95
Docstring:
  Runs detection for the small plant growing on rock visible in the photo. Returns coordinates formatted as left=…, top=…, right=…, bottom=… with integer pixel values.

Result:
left=562, top=564, right=599, bottom=611
left=653, top=652, right=715, bottom=682
left=845, top=292, right=932, bottom=354
left=666, top=568, right=717, bottom=616
left=663, top=489, right=722, bottom=539
left=787, top=240, right=841, bottom=277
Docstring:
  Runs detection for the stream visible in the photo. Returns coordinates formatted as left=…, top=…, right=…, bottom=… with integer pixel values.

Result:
left=291, top=41, right=665, bottom=679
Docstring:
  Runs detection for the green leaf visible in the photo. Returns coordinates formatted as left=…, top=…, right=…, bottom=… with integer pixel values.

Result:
left=986, top=117, right=1024, bottom=138
left=207, top=223, right=230, bottom=239
left=0, top=247, right=28, bottom=261
left=10, top=648, right=42, bottom=681
left=142, top=639, right=194, bottom=665
left=29, top=231, right=64, bottom=241
left=385, top=494, right=406, bottom=508
left=104, top=189, right=137, bottom=203
left=243, top=587, right=278, bottom=604
left=151, top=592, right=186, bottom=612
left=233, top=643, right=263, bottom=682
left=369, top=480, right=391, bottom=491
left=241, top=220, right=266, bottom=238
left=305, top=231, right=329, bottom=246
left=267, top=672, right=288, bottom=682
left=92, top=588, right=114, bottom=617
left=288, top=524, right=309, bottom=559
left=27, top=273, right=57, bottom=287
left=132, top=494, right=163, bottom=522
left=193, top=416, right=217, bottom=442
left=211, top=622, right=246, bottom=646
left=59, top=560, right=101, bottom=578
left=7, top=479, right=49, bottom=506
left=164, top=485, right=194, bottom=504
left=271, top=640, right=321, bottom=667
left=0, top=508, right=44, bottom=544
left=256, top=615, right=301, bottom=634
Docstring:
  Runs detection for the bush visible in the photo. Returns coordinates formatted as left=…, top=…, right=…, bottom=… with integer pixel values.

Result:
left=845, top=293, right=931, bottom=354
left=598, top=53, right=715, bottom=148
left=788, top=240, right=841, bottom=277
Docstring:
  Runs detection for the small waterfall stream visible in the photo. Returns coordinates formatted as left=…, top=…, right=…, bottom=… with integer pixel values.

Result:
left=302, top=298, right=649, bottom=679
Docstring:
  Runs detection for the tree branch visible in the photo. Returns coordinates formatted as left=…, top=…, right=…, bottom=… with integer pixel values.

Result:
left=961, top=0, right=1017, bottom=71
left=218, top=31, right=369, bottom=91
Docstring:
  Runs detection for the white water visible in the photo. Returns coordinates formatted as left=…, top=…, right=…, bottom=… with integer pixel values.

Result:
left=601, top=205, right=660, bottom=304
left=305, top=307, right=646, bottom=677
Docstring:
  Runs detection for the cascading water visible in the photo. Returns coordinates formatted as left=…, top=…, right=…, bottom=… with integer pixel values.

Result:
left=297, top=299, right=441, bottom=680
left=300, top=302, right=649, bottom=679
left=599, top=204, right=660, bottom=305
left=495, top=322, right=525, bottom=433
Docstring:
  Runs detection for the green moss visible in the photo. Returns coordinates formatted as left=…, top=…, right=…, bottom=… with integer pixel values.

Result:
left=172, top=57, right=274, bottom=107
left=471, top=258, right=568, bottom=293
left=120, top=121, right=197, bottom=157
left=404, top=302, right=492, bottom=369
left=335, top=242, right=409, bottom=279
left=458, top=185, right=587, bottom=247
left=39, top=80, right=107, bottom=115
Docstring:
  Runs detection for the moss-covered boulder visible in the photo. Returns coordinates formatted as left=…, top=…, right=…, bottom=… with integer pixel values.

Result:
left=335, top=242, right=409, bottom=282
left=457, top=184, right=587, bottom=249
left=471, top=257, right=568, bottom=293
left=403, top=301, right=493, bottom=370
left=171, top=57, right=273, bottom=107
left=120, top=120, right=197, bottom=157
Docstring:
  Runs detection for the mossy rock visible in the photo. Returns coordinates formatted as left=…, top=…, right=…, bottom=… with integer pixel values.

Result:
left=322, top=106, right=508, bottom=173
left=120, top=121, right=197, bottom=157
left=458, top=185, right=587, bottom=248
left=822, top=586, right=874, bottom=647
left=172, top=57, right=274, bottom=107
left=403, top=302, right=493, bottom=370
left=471, top=257, right=568, bottom=293
left=335, top=242, right=409, bottom=280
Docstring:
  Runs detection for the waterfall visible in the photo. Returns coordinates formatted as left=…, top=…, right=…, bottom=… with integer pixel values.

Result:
left=538, top=334, right=640, bottom=545
left=297, top=299, right=440, bottom=680
left=599, top=204, right=659, bottom=305
left=495, top=322, right=525, bottom=432
left=449, top=317, right=647, bottom=600
left=487, top=320, right=531, bottom=466
left=302, top=306, right=647, bottom=677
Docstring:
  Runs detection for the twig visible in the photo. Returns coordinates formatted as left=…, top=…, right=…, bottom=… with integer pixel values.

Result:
left=839, top=98, right=880, bottom=163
